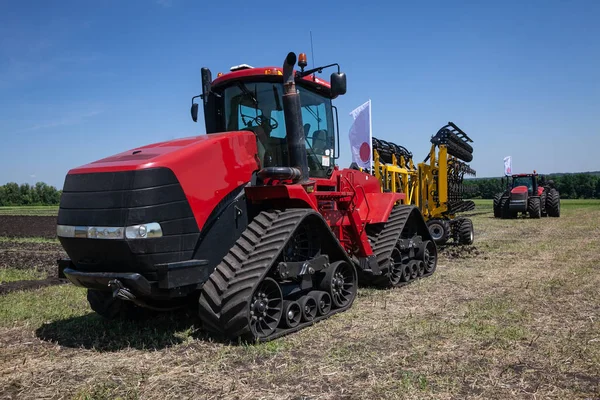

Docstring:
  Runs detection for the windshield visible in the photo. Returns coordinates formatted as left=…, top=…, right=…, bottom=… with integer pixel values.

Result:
left=513, top=176, right=533, bottom=191
left=222, top=82, right=335, bottom=178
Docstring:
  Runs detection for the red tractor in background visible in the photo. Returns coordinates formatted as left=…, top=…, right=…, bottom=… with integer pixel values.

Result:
left=493, top=172, right=560, bottom=219
left=55, top=52, right=438, bottom=342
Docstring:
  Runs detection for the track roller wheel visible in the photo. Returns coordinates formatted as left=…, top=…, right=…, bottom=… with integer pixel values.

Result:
left=427, top=219, right=450, bottom=245
left=387, top=246, right=404, bottom=286
left=409, top=260, right=419, bottom=280
left=308, top=291, right=332, bottom=316
left=319, top=260, right=357, bottom=308
left=417, top=260, right=425, bottom=277
left=279, top=300, right=301, bottom=328
left=249, top=278, right=283, bottom=340
left=415, top=240, right=437, bottom=275
left=458, top=218, right=474, bottom=245
left=298, top=295, right=317, bottom=322
left=400, top=261, right=411, bottom=282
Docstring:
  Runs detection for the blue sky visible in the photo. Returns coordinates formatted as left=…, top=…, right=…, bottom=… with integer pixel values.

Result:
left=1, top=0, right=598, bottom=188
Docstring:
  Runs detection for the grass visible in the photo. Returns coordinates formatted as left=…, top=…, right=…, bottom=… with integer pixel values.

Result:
left=0, top=236, right=58, bottom=244
left=0, top=206, right=58, bottom=216
left=1, top=202, right=600, bottom=399
left=0, top=268, right=47, bottom=283
left=472, top=198, right=600, bottom=210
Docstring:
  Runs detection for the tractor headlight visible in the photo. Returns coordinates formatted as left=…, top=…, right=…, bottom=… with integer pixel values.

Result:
left=125, top=222, right=162, bottom=239
left=57, top=222, right=162, bottom=240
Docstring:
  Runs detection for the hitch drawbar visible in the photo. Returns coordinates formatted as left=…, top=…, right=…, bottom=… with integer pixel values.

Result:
left=108, top=279, right=136, bottom=302
left=107, top=279, right=181, bottom=312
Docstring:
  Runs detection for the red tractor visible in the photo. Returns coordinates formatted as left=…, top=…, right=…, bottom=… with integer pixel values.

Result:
left=493, top=172, right=560, bottom=219
left=56, top=52, right=438, bottom=342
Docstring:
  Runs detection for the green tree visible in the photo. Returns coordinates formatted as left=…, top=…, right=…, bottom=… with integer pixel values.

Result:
left=4, top=183, right=21, bottom=205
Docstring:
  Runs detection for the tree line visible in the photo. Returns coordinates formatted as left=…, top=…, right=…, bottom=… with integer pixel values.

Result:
left=0, top=182, right=62, bottom=206
left=463, top=172, right=600, bottom=199
left=2, top=172, right=599, bottom=205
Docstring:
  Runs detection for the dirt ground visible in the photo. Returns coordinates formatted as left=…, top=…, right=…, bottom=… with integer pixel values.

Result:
left=0, top=215, right=57, bottom=239
left=1, top=202, right=600, bottom=399
left=0, top=240, right=66, bottom=278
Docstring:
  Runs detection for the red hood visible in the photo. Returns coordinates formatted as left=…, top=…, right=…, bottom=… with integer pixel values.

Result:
left=511, top=186, right=529, bottom=194
left=69, top=132, right=255, bottom=174
left=68, top=131, right=260, bottom=231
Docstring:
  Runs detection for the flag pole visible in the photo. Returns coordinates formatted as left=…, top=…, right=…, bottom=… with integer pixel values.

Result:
left=368, top=99, right=372, bottom=172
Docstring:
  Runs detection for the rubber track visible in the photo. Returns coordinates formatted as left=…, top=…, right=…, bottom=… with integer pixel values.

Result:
left=197, top=208, right=355, bottom=342
left=367, top=205, right=435, bottom=287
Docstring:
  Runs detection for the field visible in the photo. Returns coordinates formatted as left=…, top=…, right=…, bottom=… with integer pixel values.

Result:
left=1, top=200, right=600, bottom=399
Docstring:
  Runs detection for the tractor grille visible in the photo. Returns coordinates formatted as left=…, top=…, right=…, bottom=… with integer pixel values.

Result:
left=57, top=168, right=200, bottom=274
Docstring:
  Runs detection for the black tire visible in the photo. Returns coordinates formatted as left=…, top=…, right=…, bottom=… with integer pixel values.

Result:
left=500, top=196, right=512, bottom=219
left=427, top=219, right=450, bottom=246
left=458, top=218, right=474, bottom=245
left=493, top=193, right=502, bottom=218
left=528, top=197, right=541, bottom=219
left=540, top=191, right=548, bottom=217
left=87, top=289, right=135, bottom=320
left=546, top=188, right=560, bottom=217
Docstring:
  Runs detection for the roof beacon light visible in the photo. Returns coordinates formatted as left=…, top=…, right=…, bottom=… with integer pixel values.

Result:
left=230, top=63, right=254, bottom=72
left=298, top=53, right=308, bottom=72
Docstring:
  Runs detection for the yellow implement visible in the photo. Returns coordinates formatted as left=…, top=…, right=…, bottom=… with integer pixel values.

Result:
left=371, top=122, right=476, bottom=245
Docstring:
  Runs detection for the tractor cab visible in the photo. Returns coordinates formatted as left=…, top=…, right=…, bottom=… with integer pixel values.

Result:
left=191, top=54, right=346, bottom=179
left=510, top=173, right=539, bottom=195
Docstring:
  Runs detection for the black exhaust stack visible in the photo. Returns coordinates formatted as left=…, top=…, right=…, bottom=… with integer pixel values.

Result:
left=282, top=52, right=309, bottom=182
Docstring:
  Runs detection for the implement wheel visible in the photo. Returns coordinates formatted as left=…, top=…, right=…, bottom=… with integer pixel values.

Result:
left=427, top=219, right=450, bottom=246
left=458, top=218, right=474, bottom=245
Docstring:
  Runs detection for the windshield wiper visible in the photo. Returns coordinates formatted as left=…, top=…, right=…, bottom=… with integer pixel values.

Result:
left=305, top=105, right=322, bottom=124
left=237, top=81, right=258, bottom=106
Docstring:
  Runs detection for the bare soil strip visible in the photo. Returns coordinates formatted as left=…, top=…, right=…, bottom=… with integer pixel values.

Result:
left=0, top=215, right=57, bottom=239
left=0, top=278, right=65, bottom=296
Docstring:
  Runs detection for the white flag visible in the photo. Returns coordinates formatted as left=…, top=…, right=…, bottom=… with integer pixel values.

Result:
left=348, top=100, right=372, bottom=170
left=503, top=156, right=512, bottom=175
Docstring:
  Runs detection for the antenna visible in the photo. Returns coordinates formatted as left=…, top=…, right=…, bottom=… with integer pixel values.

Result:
left=310, top=31, right=315, bottom=69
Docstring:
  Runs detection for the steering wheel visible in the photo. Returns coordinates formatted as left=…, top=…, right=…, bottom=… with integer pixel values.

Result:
left=252, top=115, right=278, bottom=130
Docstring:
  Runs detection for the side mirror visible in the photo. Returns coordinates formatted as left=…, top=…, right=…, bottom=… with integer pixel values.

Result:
left=330, top=72, right=347, bottom=98
left=191, top=103, right=199, bottom=122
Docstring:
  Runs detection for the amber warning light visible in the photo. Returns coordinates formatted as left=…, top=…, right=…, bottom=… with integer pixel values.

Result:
left=298, top=53, right=307, bottom=71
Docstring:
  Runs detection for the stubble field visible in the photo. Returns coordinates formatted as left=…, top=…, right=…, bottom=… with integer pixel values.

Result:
left=0, top=200, right=599, bottom=399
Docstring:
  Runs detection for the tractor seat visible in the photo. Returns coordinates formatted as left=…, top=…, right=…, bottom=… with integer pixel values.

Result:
left=312, top=130, right=328, bottom=155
